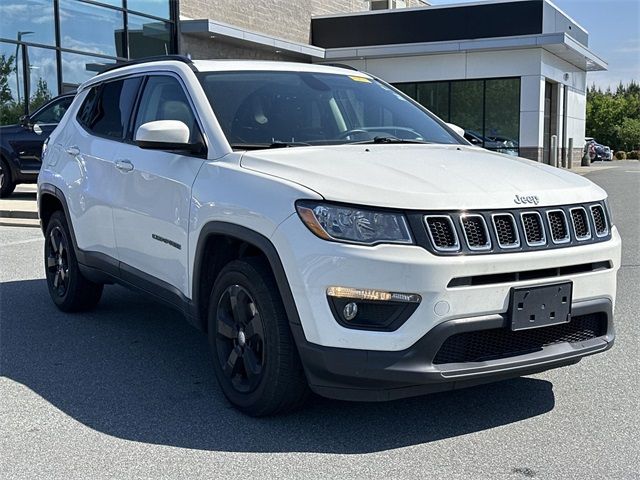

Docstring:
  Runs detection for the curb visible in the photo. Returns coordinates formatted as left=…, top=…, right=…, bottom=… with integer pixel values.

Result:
left=0, top=210, right=39, bottom=220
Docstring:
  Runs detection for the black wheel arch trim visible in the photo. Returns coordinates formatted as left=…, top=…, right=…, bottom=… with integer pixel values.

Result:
left=193, top=222, right=302, bottom=332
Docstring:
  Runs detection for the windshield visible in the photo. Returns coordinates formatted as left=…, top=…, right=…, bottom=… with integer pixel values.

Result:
left=197, top=70, right=461, bottom=148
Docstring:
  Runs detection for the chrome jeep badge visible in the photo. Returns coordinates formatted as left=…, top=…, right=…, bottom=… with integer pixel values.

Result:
left=514, top=194, right=540, bottom=205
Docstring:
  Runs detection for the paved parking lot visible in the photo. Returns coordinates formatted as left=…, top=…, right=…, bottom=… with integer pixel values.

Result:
left=1, top=161, right=638, bottom=479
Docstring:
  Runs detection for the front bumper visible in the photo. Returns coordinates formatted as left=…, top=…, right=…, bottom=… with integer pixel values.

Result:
left=293, top=298, right=614, bottom=401
left=272, top=214, right=621, bottom=351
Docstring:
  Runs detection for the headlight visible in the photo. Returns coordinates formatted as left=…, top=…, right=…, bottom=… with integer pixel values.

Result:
left=296, top=201, right=413, bottom=245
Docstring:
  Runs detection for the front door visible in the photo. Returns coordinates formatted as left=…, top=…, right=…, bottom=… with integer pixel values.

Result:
left=112, top=74, right=206, bottom=297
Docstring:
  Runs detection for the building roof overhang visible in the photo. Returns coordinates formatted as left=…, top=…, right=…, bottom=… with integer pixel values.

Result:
left=323, top=32, right=607, bottom=72
left=180, top=19, right=606, bottom=73
left=180, top=19, right=325, bottom=60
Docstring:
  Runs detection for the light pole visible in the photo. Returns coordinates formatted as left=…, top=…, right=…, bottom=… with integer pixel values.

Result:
left=15, top=31, right=34, bottom=106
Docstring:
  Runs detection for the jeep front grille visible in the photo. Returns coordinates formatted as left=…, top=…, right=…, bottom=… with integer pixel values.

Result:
left=570, top=207, right=591, bottom=240
left=424, top=215, right=459, bottom=251
left=460, top=214, right=491, bottom=250
left=521, top=212, right=545, bottom=246
left=410, top=201, right=611, bottom=255
left=492, top=214, right=520, bottom=248
left=590, top=204, right=608, bottom=237
left=547, top=210, right=570, bottom=244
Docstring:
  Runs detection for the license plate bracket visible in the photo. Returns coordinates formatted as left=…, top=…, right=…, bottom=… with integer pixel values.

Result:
left=509, top=282, right=572, bottom=331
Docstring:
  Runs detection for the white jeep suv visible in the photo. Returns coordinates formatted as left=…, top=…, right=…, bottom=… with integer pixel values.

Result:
left=38, top=57, right=621, bottom=416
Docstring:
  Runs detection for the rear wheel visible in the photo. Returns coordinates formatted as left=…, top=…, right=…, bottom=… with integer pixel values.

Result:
left=0, top=158, right=16, bottom=198
left=44, top=211, right=103, bottom=312
left=208, top=258, right=309, bottom=416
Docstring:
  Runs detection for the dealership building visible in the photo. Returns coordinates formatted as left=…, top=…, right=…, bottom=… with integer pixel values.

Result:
left=1, top=0, right=606, bottom=166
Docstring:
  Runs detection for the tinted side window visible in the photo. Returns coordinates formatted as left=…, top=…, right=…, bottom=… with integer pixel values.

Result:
left=32, top=96, right=74, bottom=124
left=77, top=77, right=142, bottom=139
left=134, top=76, right=199, bottom=142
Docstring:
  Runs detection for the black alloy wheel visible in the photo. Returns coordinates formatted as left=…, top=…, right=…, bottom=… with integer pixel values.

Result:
left=43, top=211, right=103, bottom=312
left=207, top=258, right=309, bottom=416
left=215, top=284, right=266, bottom=393
left=46, top=226, right=70, bottom=298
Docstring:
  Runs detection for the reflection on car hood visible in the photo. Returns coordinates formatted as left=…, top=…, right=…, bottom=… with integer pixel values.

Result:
left=240, top=144, right=605, bottom=210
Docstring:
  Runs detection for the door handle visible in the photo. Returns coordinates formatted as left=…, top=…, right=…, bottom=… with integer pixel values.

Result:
left=115, top=159, right=134, bottom=172
left=65, top=146, right=80, bottom=156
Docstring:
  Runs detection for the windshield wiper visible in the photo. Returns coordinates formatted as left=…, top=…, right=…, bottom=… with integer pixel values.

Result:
left=356, top=136, right=430, bottom=145
left=268, top=141, right=311, bottom=148
left=230, top=141, right=311, bottom=150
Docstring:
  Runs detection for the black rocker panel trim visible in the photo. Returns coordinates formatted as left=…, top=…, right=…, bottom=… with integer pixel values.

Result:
left=38, top=183, right=196, bottom=321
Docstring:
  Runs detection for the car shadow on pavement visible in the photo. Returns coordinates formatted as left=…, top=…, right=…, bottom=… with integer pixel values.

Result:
left=1, top=279, right=555, bottom=454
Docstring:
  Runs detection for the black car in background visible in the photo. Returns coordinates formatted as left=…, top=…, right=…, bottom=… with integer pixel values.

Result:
left=0, top=93, right=74, bottom=197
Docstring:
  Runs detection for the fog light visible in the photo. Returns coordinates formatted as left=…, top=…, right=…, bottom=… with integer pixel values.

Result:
left=327, top=286, right=420, bottom=303
left=326, top=286, right=421, bottom=331
left=343, top=302, right=358, bottom=321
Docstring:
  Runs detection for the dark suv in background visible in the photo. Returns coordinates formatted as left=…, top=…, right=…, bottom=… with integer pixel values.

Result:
left=0, top=93, right=74, bottom=197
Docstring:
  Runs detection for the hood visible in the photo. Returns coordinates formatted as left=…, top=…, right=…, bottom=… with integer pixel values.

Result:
left=240, top=144, right=605, bottom=210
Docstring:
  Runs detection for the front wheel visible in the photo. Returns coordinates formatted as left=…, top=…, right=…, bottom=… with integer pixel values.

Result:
left=207, top=258, right=309, bottom=416
left=44, top=211, right=103, bottom=312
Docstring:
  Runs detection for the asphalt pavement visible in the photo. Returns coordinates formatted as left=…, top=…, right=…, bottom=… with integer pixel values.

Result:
left=1, top=161, right=638, bottom=479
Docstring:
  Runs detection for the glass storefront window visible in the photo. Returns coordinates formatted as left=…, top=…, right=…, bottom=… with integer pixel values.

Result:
left=24, top=46, right=58, bottom=111
left=485, top=78, right=520, bottom=155
left=417, top=82, right=449, bottom=121
left=0, top=0, right=56, bottom=46
left=1, top=42, right=58, bottom=123
left=450, top=80, right=483, bottom=137
left=61, top=51, right=116, bottom=89
left=59, top=0, right=125, bottom=57
left=393, top=78, right=520, bottom=155
left=127, top=14, right=172, bottom=58
left=128, top=0, right=170, bottom=19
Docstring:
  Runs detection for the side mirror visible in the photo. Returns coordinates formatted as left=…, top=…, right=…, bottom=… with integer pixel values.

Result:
left=446, top=122, right=465, bottom=138
left=19, top=115, right=31, bottom=128
left=135, top=120, right=203, bottom=154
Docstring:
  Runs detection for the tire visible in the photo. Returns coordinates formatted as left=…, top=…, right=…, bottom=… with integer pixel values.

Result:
left=44, top=211, right=103, bottom=312
left=207, top=257, right=309, bottom=416
left=0, top=158, right=16, bottom=198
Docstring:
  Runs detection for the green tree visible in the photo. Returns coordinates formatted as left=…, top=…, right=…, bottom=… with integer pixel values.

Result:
left=29, top=77, right=52, bottom=112
left=617, top=117, right=640, bottom=151
left=587, top=81, right=640, bottom=151
left=0, top=54, right=23, bottom=126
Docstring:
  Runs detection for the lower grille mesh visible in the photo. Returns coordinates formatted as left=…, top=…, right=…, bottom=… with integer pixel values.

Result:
left=433, top=313, right=607, bottom=364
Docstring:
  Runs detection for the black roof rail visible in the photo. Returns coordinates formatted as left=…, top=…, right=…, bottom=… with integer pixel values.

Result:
left=99, top=55, right=196, bottom=74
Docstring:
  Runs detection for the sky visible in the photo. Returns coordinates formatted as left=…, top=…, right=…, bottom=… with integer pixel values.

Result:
left=429, top=0, right=640, bottom=90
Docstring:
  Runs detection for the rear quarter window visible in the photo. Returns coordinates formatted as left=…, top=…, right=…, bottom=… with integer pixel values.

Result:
left=77, top=77, right=142, bottom=140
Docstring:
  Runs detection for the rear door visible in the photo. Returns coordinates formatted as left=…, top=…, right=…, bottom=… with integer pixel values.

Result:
left=69, top=77, right=142, bottom=259
left=112, top=74, right=206, bottom=297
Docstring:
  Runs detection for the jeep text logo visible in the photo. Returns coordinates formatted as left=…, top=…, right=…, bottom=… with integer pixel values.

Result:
left=514, top=194, right=540, bottom=205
